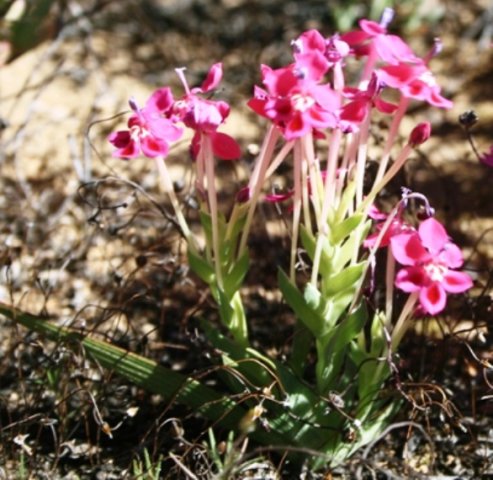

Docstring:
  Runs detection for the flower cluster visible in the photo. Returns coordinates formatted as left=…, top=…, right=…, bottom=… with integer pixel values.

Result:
left=247, top=11, right=452, bottom=142
left=108, top=63, right=241, bottom=161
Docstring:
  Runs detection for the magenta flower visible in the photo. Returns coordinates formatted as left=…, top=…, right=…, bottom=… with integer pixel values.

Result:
left=363, top=205, right=414, bottom=249
left=480, top=145, right=493, bottom=167
left=341, top=10, right=421, bottom=65
left=108, top=88, right=183, bottom=159
left=248, top=62, right=340, bottom=139
left=171, top=63, right=241, bottom=160
left=378, top=63, right=453, bottom=109
left=340, top=73, right=397, bottom=130
left=292, top=30, right=350, bottom=70
left=390, top=218, right=473, bottom=315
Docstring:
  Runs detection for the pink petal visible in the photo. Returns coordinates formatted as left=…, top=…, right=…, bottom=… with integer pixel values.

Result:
left=264, top=192, right=294, bottom=203
left=295, top=29, right=326, bottom=53
left=311, top=84, right=340, bottom=110
left=295, top=51, right=329, bottom=82
left=284, top=112, right=309, bottom=140
left=439, top=242, right=464, bottom=268
left=374, top=35, right=421, bottom=64
left=262, top=65, right=297, bottom=97
left=442, top=270, right=473, bottom=293
left=419, top=282, right=447, bottom=315
left=247, top=97, right=268, bottom=118
left=141, top=136, right=168, bottom=158
left=395, top=266, right=427, bottom=292
left=114, top=142, right=140, bottom=159
left=211, top=131, right=241, bottom=160
left=340, top=29, right=371, bottom=46
left=108, top=130, right=132, bottom=149
left=149, top=118, right=183, bottom=142
left=359, top=19, right=386, bottom=36
left=200, top=62, right=223, bottom=93
left=340, top=99, right=368, bottom=124
left=427, top=87, right=453, bottom=109
left=368, top=205, right=388, bottom=221
left=378, top=64, right=425, bottom=88
left=418, top=218, right=448, bottom=254
left=146, top=87, right=174, bottom=113
left=391, top=232, right=429, bottom=266
left=374, top=96, right=398, bottom=114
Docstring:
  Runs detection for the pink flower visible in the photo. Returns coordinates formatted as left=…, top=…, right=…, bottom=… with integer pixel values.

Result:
left=248, top=63, right=340, bottom=139
left=108, top=88, right=183, bottom=159
left=341, top=10, right=422, bottom=65
left=378, top=63, right=453, bottom=109
left=292, top=30, right=350, bottom=69
left=171, top=63, right=241, bottom=160
left=480, top=145, right=493, bottom=167
left=340, top=73, right=397, bottom=130
left=390, top=218, right=473, bottom=315
left=363, top=205, right=414, bottom=249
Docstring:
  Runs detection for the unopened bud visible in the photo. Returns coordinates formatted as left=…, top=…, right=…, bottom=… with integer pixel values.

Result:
left=459, top=110, right=478, bottom=129
left=236, top=186, right=250, bottom=203
left=408, top=122, right=431, bottom=147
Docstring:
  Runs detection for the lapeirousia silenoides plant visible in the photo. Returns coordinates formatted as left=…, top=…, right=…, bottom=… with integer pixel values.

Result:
left=107, top=8, right=473, bottom=467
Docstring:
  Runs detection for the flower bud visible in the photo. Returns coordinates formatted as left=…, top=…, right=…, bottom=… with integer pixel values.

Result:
left=236, top=186, right=250, bottom=204
left=408, top=122, right=431, bottom=147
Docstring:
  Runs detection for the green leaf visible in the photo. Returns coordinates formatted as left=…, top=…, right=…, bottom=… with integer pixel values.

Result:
left=199, top=210, right=227, bottom=244
left=330, top=213, right=364, bottom=245
left=334, top=180, right=357, bottom=224
left=188, top=248, right=215, bottom=284
left=0, top=304, right=242, bottom=430
left=223, top=251, right=249, bottom=298
left=300, top=226, right=333, bottom=276
left=315, top=304, right=367, bottom=392
left=322, top=262, right=365, bottom=296
left=278, top=269, right=325, bottom=337
left=331, top=220, right=371, bottom=271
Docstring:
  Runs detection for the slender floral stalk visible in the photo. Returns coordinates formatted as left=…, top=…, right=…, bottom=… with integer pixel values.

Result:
left=390, top=292, right=419, bottom=350
left=202, top=133, right=224, bottom=289
left=238, top=126, right=280, bottom=257
left=290, top=141, right=303, bottom=281
left=354, top=114, right=372, bottom=206
left=362, top=142, right=413, bottom=214
left=155, top=156, right=199, bottom=253
left=385, top=247, right=395, bottom=328
left=373, top=96, right=410, bottom=187
left=300, top=142, right=313, bottom=235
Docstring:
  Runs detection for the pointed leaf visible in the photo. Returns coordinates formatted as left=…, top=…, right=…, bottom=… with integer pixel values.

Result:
left=323, top=262, right=365, bottom=296
left=278, top=269, right=325, bottom=337
left=188, top=249, right=215, bottom=284
left=330, top=213, right=364, bottom=245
